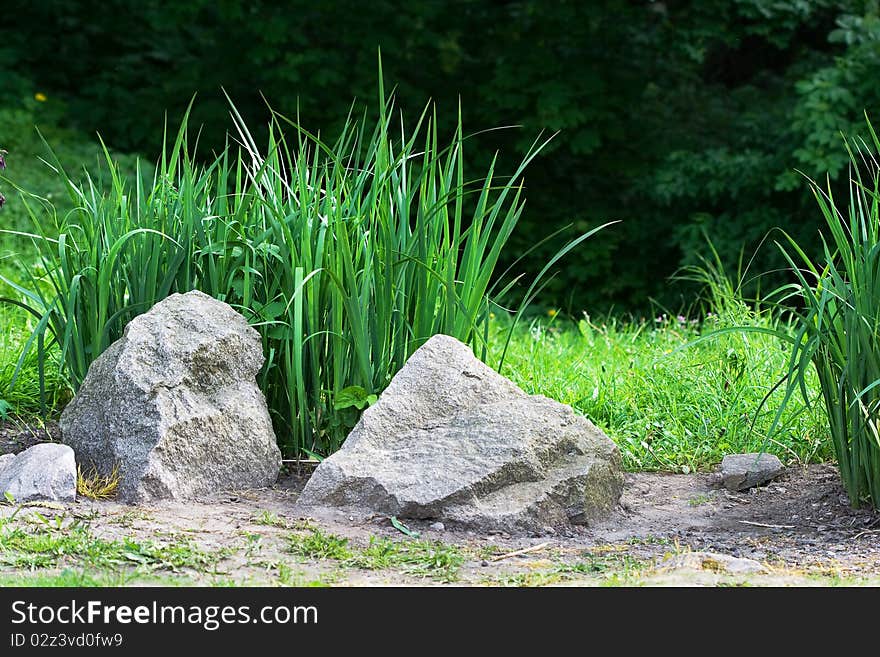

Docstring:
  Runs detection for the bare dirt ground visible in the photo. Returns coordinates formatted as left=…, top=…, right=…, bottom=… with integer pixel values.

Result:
left=0, top=419, right=60, bottom=455
left=67, top=463, right=880, bottom=586
left=2, top=421, right=880, bottom=586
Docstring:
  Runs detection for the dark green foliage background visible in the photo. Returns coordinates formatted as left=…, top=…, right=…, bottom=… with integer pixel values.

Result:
left=5, top=0, right=879, bottom=311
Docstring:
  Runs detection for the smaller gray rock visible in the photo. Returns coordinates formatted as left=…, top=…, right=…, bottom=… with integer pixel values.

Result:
left=0, top=453, right=15, bottom=478
left=719, top=453, right=783, bottom=491
left=429, top=522, right=445, bottom=532
left=0, top=444, right=77, bottom=502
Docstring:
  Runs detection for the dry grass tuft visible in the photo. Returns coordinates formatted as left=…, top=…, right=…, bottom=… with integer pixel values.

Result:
left=76, top=463, right=120, bottom=500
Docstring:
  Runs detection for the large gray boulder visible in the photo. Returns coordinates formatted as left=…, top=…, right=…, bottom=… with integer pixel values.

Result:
left=0, top=443, right=76, bottom=502
left=295, top=334, right=623, bottom=533
left=60, top=290, right=281, bottom=502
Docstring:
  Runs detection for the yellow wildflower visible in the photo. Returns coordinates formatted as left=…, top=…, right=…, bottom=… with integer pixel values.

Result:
left=34, top=92, right=47, bottom=102
left=547, top=308, right=558, bottom=318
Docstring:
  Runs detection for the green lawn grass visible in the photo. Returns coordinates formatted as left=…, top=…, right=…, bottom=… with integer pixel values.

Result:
left=490, top=309, right=829, bottom=471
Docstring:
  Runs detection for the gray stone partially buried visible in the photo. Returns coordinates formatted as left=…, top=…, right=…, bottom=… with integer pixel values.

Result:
left=60, top=290, right=281, bottom=502
left=295, top=334, right=623, bottom=533
left=720, top=453, right=784, bottom=491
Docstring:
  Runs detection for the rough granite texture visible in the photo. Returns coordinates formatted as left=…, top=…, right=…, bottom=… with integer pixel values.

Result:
left=60, top=290, right=281, bottom=502
left=0, top=453, right=15, bottom=478
left=295, top=334, right=624, bottom=533
left=0, top=443, right=76, bottom=502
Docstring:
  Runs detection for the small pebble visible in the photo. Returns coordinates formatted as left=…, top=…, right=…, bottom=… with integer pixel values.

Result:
left=480, top=560, right=489, bottom=567
left=429, top=521, right=445, bottom=532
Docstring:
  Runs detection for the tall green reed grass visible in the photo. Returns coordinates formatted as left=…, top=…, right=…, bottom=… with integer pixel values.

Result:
left=0, top=76, right=607, bottom=457
left=752, top=117, right=880, bottom=509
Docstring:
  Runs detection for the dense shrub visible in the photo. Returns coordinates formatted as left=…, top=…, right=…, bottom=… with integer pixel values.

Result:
left=6, top=1, right=880, bottom=310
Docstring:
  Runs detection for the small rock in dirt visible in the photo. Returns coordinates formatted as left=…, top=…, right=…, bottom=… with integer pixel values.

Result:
left=660, top=551, right=767, bottom=575
left=294, top=335, right=623, bottom=534
left=719, top=453, right=784, bottom=491
left=429, top=522, right=445, bottom=532
left=60, top=290, right=282, bottom=502
left=0, top=443, right=76, bottom=502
